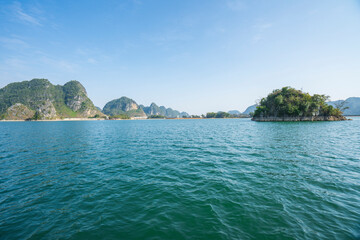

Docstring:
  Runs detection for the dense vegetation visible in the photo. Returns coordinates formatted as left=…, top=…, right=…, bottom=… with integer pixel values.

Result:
left=108, top=114, right=130, bottom=120
left=253, top=87, right=343, bottom=118
left=102, top=97, right=146, bottom=117
left=205, top=111, right=249, bottom=118
left=148, top=115, right=166, bottom=119
left=0, top=79, right=102, bottom=120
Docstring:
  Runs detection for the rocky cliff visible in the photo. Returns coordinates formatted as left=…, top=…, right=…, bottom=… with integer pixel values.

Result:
left=0, top=78, right=103, bottom=120
left=140, top=102, right=189, bottom=118
left=102, top=97, right=147, bottom=117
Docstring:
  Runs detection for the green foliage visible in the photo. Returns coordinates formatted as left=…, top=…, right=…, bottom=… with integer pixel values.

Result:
left=26, top=111, right=41, bottom=121
left=88, top=114, right=101, bottom=118
left=328, top=97, right=360, bottom=115
left=32, top=111, right=42, bottom=120
left=206, top=112, right=217, bottom=118
left=206, top=112, right=234, bottom=118
left=63, top=81, right=86, bottom=99
left=109, top=114, right=130, bottom=119
left=148, top=115, right=166, bottom=119
left=53, top=102, right=78, bottom=118
left=126, top=109, right=146, bottom=117
left=215, top=111, right=231, bottom=118
left=0, top=79, right=58, bottom=114
left=0, top=78, right=101, bottom=119
left=205, top=111, right=249, bottom=118
left=334, top=101, right=349, bottom=112
left=103, top=97, right=139, bottom=116
left=253, top=87, right=344, bottom=118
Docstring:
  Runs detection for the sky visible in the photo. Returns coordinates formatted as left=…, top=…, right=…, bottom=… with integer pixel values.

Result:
left=0, top=0, right=360, bottom=115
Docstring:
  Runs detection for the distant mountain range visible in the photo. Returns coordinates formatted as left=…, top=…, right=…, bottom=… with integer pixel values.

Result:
left=102, top=97, right=189, bottom=118
left=0, top=79, right=189, bottom=120
left=328, top=97, right=360, bottom=116
left=226, top=104, right=258, bottom=116
left=228, top=110, right=241, bottom=115
left=139, top=103, right=189, bottom=118
left=242, top=104, right=258, bottom=115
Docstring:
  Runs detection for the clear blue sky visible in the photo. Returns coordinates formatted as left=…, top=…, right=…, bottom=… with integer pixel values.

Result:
left=1, top=0, right=359, bottom=114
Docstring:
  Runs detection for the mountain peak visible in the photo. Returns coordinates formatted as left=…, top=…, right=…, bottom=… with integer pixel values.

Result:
left=0, top=79, right=102, bottom=120
left=102, top=97, right=146, bottom=117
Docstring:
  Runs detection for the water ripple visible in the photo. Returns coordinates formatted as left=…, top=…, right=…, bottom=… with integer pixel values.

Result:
left=0, top=118, right=360, bottom=239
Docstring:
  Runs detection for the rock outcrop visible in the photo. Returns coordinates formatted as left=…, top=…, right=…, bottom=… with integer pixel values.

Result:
left=102, top=97, right=146, bottom=117
left=140, top=102, right=189, bottom=118
left=5, top=103, right=34, bottom=120
left=36, top=101, right=57, bottom=119
left=0, top=78, right=103, bottom=120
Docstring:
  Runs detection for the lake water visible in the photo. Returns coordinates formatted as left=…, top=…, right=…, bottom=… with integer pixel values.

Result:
left=1, top=118, right=359, bottom=239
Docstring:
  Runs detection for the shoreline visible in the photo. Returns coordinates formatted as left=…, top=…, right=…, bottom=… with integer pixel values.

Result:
left=251, top=116, right=350, bottom=122
left=2, top=116, right=357, bottom=122
left=0, top=117, right=252, bottom=122
left=0, top=118, right=106, bottom=122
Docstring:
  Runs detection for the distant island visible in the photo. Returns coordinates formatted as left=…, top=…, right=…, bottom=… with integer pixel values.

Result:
left=252, top=87, right=347, bottom=121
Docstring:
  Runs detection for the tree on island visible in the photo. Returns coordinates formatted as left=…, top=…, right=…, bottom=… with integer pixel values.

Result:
left=109, top=114, right=130, bottom=120
left=206, top=112, right=232, bottom=118
left=31, top=111, right=42, bottom=120
left=334, top=101, right=349, bottom=113
left=253, top=87, right=344, bottom=118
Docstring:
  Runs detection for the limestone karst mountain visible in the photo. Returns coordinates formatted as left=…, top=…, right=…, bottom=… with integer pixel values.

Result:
left=0, top=79, right=103, bottom=120
left=102, top=97, right=147, bottom=118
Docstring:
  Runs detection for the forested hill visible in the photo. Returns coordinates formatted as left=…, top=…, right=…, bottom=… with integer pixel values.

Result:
left=102, top=97, right=147, bottom=118
left=252, top=87, right=345, bottom=120
left=0, top=79, right=103, bottom=120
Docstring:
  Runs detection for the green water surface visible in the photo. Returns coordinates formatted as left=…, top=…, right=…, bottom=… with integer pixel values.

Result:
left=1, top=118, right=359, bottom=239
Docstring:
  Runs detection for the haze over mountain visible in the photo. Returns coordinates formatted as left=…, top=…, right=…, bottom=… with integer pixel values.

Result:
left=227, top=105, right=257, bottom=116
left=228, top=110, right=241, bottom=115
left=328, top=97, right=360, bottom=116
left=243, top=104, right=258, bottom=115
left=139, top=103, right=189, bottom=118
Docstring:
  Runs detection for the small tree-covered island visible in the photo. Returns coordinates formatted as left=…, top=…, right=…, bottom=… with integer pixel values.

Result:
left=252, top=87, right=348, bottom=122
